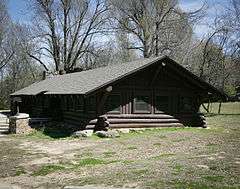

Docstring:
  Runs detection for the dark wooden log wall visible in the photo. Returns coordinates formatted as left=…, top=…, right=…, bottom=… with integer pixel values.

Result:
left=83, top=62, right=206, bottom=128
left=17, top=59, right=206, bottom=129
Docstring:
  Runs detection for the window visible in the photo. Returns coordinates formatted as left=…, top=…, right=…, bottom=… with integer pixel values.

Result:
left=105, top=94, right=121, bottom=113
left=75, top=96, right=84, bottom=112
left=134, top=95, right=150, bottom=113
left=155, top=96, right=169, bottom=113
left=180, top=96, right=192, bottom=112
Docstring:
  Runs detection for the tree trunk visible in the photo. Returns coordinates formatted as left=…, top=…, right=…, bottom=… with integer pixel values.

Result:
left=218, top=101, right=222, bottom=114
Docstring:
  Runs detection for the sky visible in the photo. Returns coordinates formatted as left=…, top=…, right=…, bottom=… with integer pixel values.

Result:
left=8, top=0, right=230, bottom=39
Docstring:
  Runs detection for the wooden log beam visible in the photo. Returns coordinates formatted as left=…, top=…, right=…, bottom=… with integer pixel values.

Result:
left=149, top=63, right=163, bottom=86
left=109, top=123, right=183, bottom=128
left=106, top=114, right=175, bottom=119
left=97, top=86, right=112, bottom=115
left=89, top=118, right=180, bottom=124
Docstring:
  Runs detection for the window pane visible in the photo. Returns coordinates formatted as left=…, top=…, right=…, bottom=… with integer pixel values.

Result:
left=134, top=96, right=150, bottom=112
left=155, top=96, right=169, bottom=112
left=105, top=95, right=121, bottom=113
left=180, top=97, right=192, bottom=112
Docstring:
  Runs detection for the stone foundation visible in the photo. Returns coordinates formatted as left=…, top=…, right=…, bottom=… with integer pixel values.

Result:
left=9, top=113, right=33, bottom=134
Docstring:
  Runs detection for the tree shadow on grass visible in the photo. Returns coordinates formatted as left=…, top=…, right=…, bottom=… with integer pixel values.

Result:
left=42, top=127, right=72, bottom=139
left=30, top=123, right=73, bottom=139
left=204, top=113, right=240, bottom=117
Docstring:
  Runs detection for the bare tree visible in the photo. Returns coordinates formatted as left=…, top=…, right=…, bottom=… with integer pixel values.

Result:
left=0, top=0, right=15, bottom=70
left=29, top=0, right=110, bottom=73
left=0, top=22, right=42, bottom=109
left=108, top=0, right=205, bottom=58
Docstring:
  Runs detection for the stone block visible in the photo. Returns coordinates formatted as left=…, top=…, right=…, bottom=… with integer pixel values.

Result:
left=9, top=113, right=33, bottom=134
left=95, top=130, right=120, bottom=138
left=72, top=130, right=93, bottom=137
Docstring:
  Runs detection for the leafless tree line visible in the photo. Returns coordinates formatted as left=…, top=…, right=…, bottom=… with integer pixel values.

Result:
left=0, top=0, right=42, bottom=108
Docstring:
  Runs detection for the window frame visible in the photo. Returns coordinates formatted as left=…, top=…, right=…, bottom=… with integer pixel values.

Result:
left=133, top=93, right=151, bottom=114
left=154, top=95, right=170, bottom=114
left=179, top=95, right=193, bottom=113
left=104, top=94, right=122, bottom=114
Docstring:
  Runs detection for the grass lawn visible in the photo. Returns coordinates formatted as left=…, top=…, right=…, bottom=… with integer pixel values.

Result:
left=0, top=102, right=239, bottom=189
left=200, top=101, right=240, bottom=115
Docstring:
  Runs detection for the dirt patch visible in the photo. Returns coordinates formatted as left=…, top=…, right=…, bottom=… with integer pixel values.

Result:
left=19, top=140, right=98, bottom=155
left=0, top=115, right=239, bottom=189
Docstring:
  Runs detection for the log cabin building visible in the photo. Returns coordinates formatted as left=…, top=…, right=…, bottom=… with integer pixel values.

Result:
left=10, top=56, right=225, bottom=130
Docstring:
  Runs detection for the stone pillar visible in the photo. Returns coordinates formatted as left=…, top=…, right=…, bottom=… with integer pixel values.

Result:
left=197, top=113, right=207, bottom=128
left=9, top=113, right=33, bottom=134
left=94, top=115, right=109, bottom=132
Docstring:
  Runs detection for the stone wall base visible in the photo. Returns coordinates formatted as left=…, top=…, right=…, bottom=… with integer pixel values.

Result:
left=9, top=113, right=33, bottom=134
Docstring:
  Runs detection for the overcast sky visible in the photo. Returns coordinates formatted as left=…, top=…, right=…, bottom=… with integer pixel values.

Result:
left=8, top=0, right=229, bottom=39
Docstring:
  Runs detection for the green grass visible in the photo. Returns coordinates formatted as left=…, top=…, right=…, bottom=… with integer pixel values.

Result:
left=32, top=158, right=120, bottom=176
left=74, top=151, right=94, bottom=158
left=153, top=142, right=161, bottom=146
left=15, top=166, right=27, bottom=176
left=23, top=129, right=73, bottom=140
left=151, top=153, right=175, bottom=159
left=201, top=102, right=240, bottom=115
left=77, top=158, right=119, bottom=167
left=121, top=160, right=134, bottom=164
left=77, top=158, right=106, bottom=166
left=203, top=175, right=225, bottom=182
left=172, top=138, right=187, bottom=142
left=132, top=169, right=149, bottom=175
left=206, top=143, right=217, bottom=146
left=127, top=146, right=138, bottom=150
left=103, top=151, right=116, bottom=158
left=6, top=103, right=240, bottom=188
left=32, top=164, right=66, bottom=176
left=172, top=164, right=183, bottom=173
left=25, top=130, right=54, bottom=140
left=146, top=179, right=236, bottom=189
left=117, top=128, right=189, bottom=142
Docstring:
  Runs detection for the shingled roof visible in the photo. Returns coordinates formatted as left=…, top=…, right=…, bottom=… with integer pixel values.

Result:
left=11, top=55, right=225, bottom=98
